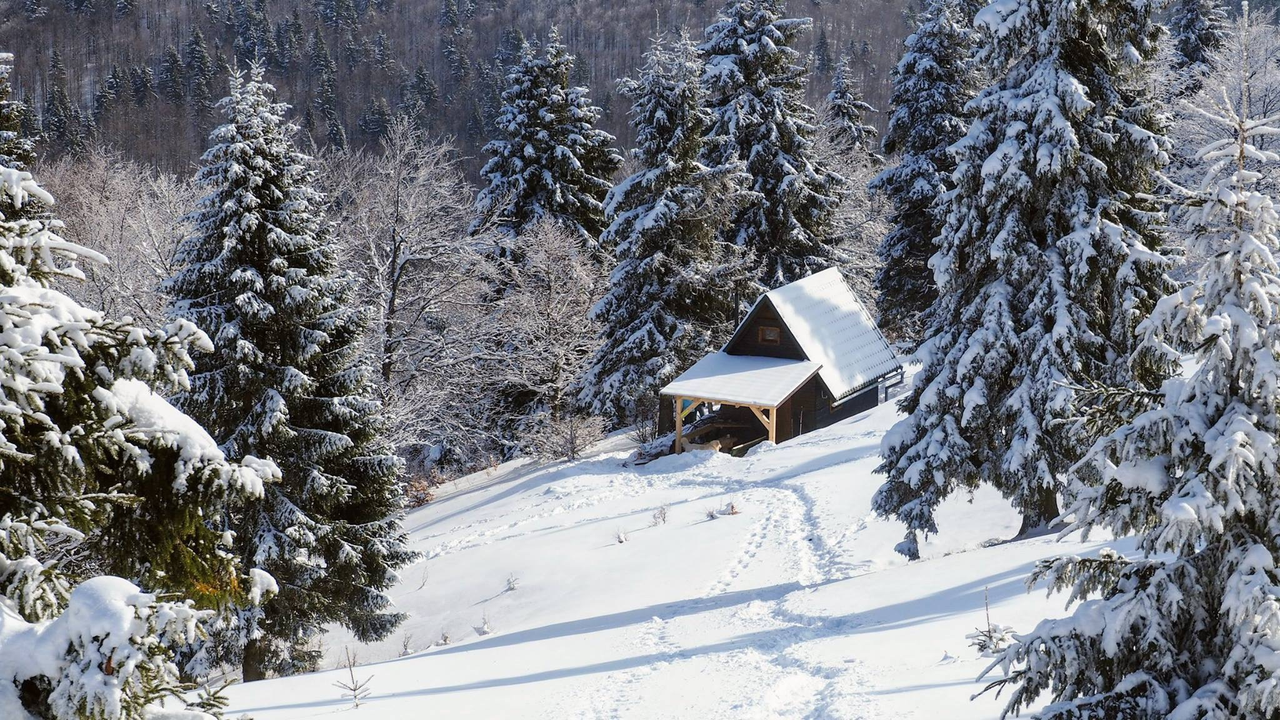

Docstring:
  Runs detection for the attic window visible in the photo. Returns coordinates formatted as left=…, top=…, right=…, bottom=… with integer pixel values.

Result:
left=758, top=325, right=782, bottom=345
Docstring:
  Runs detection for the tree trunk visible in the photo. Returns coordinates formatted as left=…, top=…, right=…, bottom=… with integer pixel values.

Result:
left=1017, top=485, right=1061, bottom=537
left=242, top=638, right=267, bottom=683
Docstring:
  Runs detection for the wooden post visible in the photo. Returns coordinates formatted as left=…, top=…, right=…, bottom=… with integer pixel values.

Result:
left=673, top=396, right=683, bottom=454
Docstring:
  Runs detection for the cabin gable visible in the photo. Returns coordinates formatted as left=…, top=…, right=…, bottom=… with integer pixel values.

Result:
left=725, top=298, right=807, bottom=361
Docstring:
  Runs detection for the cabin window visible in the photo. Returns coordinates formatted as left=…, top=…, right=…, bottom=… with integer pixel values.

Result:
left=758, top=325, right=782, bottom=345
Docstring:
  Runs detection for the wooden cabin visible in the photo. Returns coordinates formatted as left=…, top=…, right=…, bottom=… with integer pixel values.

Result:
left=659, top=268, right=903, bottom=454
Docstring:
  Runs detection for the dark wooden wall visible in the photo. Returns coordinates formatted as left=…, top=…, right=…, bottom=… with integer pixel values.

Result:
left=816, top=383, right=878, bottom=428
left=725, top=299, right=806, bottom=361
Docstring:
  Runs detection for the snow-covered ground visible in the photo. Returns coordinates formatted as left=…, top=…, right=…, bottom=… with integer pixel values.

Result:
left=225, top=391, right=1117, bottom=719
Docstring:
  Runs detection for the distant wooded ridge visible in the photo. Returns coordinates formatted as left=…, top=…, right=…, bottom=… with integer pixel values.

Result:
left=0, top=0, right=912, bottom=172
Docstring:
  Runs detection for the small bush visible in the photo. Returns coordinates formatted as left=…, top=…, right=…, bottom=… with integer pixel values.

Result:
left=967, top=624, right=1015, bottom=656
left=628, top=394, right=662, bottom=445
left=524, top=409, right=607, bottom=461
left=967, top=587, right=1014, bottom=656
left=651, top=505, right=669, bottom=526
left=403, top=473, right=438, bottom=508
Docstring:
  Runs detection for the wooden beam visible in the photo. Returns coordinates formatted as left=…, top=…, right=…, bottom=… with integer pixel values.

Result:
left=747, top=405, right=776, bottom=444
left=673, top=396, right=684, bottom=455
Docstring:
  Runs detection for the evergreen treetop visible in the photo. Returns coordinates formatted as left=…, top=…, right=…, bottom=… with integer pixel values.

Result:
left=1170, top=0, right=1230, bottom=73
left=0, top=53, right=34, bottom=169
left=826, top=55, right=878, bottom=155
left=869, top=0, right=983, bottom=345
left=699, top=0, right=845, bottom=288
left=473, top=29, right=622, bottom=257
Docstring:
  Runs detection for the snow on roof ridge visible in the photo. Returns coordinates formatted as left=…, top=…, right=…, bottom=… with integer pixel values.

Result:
left=760, top=268, right=901, bottom=400
left=764, top=267, right=844, bottom=297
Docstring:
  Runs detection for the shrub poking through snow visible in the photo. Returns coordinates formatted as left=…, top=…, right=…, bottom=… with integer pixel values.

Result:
left=191, top=678, right=236, bottom=716
left=705, top=508, right=720, bottom=521
left=332, top=648, right=373, bottom=710
left=505, top=574, right=520, bottom=593
left=966, top=588, right=1013, bottom=657
left=404, top=474, right=437, bottom=508
left=720, top=501, right=742, bottom=516
left=652, top=505, right=669, bottom=526
left=475, top=613, right=493, bottom=637
left=616, top=528, right=629, bottom=544
left=967, top=622, right=1015, bottom=657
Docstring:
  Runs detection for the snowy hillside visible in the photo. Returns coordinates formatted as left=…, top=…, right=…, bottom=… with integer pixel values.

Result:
left=224, top=390, right=1118, bottom=719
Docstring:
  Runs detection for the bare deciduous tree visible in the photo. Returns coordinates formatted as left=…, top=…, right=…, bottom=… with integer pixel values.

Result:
left=811, top=127, right=890, bottom=314
left=38, top=145, right=195, bottom=326
left=319, top=119, right=504, bottom=472
left=486, top=220, right=606, bottom=460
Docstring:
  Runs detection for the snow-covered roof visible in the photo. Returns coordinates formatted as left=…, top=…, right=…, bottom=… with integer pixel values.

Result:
left=661, top=353, right=821, bottom=408
left=731, top=268, right=901, bottom=400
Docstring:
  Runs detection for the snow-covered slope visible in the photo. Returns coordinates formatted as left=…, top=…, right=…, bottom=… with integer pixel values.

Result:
left=224, top=392, right=1116, bottom=719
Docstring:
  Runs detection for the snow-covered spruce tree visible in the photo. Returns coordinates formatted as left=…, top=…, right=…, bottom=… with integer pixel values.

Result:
left=164, top=67, right=414, bottom=681
left=0, top=99, right=278, bottom=719
left=472, top=29, right=622, bottom=257
left=873, top=0, right=1174, bottom=559
left=825, top=55, right=878, bottom=156
left=1170, top=0, right=1229, bottom=75
left=0, top=53, right=32, bottom=169
left=699, top=0, right=845, bottom=288
left=868, top=0, right=983, bottom=344
left=577, top=32, right=755, bottom=427
left=981, top=18, right=1280, bottom=717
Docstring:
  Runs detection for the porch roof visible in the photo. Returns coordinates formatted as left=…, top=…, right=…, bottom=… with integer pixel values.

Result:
left=660, top=352, right=821, bottom=408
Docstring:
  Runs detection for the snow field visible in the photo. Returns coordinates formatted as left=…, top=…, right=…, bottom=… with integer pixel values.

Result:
left=226, top=398, right=1114, bottom=719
